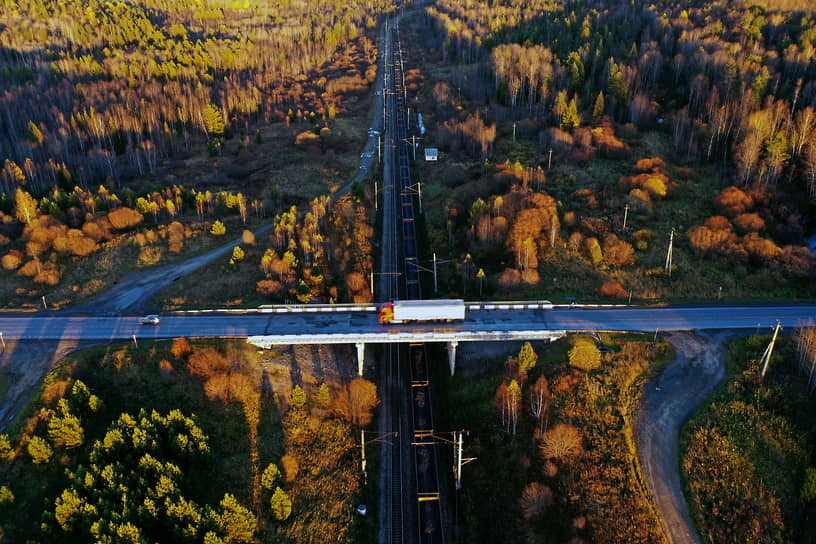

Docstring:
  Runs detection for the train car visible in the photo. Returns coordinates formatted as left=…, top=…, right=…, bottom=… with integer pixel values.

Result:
left=379, top=299, right=466, bottom=324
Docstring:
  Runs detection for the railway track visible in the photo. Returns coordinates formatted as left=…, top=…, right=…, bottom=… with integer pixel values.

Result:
left=391, top=24, right=444, bottom=543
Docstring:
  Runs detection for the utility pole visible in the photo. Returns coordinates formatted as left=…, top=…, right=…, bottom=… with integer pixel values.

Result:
left=132, top=334, right=138, bottom=348
left=513, top=122, right=516, bottom=142
left=412, top=135, right=417, bottom=160
left=377, top=135, right=381, bottom=164
left=433, top=252, right=438, bottom=293
left=42, top=295, right=47, bottom=310
left=360, top=429, right=366, bottom=483
left=477, top=268, right=485, bottom=298
left=665, top=228, right=675, bottom=277
left=622, top=203, right=629, bottom=231
left=452, top=430, right=476, bottom=489
left=548, top=149, right=553, bottom=169
left=374, top=180, right=378, bottom=211
left=760, top=321, right=782, bottom=379
left=417, top=179, right=422, bottom=214
left=359, top=430, right=397, bottom=486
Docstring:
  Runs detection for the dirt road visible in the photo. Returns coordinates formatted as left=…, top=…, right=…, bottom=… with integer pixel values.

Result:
left=71, top=223, right=275, bottom=315
left=635, top=331, right=732, bottom=544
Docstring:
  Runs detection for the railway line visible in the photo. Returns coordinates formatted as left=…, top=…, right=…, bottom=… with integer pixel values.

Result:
left=389, top=23, right=445, bottom=543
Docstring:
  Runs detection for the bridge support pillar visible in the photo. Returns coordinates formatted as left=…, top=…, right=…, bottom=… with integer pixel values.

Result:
left=447, top=341, right=458, bottom=376
left=356, top=342, right=365, bottom=376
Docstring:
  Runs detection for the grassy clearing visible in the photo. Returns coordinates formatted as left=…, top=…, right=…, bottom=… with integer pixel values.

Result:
left=680, top=335, right=816, bottom=544
left=155, top=235, right=272, bottom=309
left=430, top=335, right=672, bottom=543
left=0, top=216, right=273, bottom=310
left=0, top=84, right=372, bottom=311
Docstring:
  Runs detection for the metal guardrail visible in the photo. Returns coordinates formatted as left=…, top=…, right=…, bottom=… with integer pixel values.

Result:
left=175, top=301, right=634, bottom=316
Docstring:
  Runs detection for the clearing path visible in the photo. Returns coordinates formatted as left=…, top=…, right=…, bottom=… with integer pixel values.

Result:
left=635, top=331, right=733, bottom=544
left=72, top=223, right=275, bottom=315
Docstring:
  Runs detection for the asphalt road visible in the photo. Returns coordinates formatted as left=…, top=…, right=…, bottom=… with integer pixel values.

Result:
left=0, top=304, right=813, bottom=341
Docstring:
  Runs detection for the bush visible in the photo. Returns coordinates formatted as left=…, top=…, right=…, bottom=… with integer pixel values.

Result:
left=569, top=338, right=601, bottom=371
left=171, top=337, right=192, bottom=359
left=628, top=188, right=652, bottom=215
left=584, top=237, right=603, bottom=267
left=713, top=186, right=753, bottom=218
left=498, top=268, right=521, bottom=290
left=802, top=467, right=816, bottom=504
left=0, top=486, right=13, bottom=506
left=520, top=482, right=552, bottom=520
left=602, top=234, right=635, bottom=267
left=598, top=281, right=627, bottom=298
left=1, top=250, right=22, bottom=270
left=107, top=207, right=143, bottom=230
left=210, top=220, right=226, bottom=236
left=732, top=212, right=765, bottom=234
left=633, top=157, right=665, bottom=172
left=539, top=424, right=583, bottom=461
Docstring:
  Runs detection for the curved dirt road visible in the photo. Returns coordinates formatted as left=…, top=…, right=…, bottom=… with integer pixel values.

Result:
left=635, top=331, right=731, bottom=544
left=71, top=223, right=275, bottom=314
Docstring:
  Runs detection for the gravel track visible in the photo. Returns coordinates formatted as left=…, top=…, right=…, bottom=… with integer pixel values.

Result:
left=635, top=331, right=733, bottom=544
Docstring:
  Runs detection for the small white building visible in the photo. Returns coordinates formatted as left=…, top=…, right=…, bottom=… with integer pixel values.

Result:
left=424, top=148, right=438, bottom=161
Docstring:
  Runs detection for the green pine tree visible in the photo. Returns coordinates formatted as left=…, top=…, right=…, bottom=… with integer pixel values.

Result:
left=26, top=436, right=53, bottom=464
left=315, top=383, right=331, bottom=409
left=562, top=99, right=580, bottom=132
left=290, top=385, right=307, bottom=409
left=592, top=91, right=605, bottom=121
left=261, top=463, right=281, bottom=491
left=218, top=493, right=256, bottom=543
left=0, top=434, right=14, bottom=464
left=270, top=487, right=292, bottom=521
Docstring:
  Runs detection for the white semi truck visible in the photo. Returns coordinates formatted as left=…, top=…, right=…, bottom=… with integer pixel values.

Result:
left=379, top=299, right=466, bottom=324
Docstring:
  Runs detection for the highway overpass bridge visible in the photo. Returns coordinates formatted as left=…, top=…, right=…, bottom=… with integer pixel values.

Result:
left=1, top=302, right=814, bottom=375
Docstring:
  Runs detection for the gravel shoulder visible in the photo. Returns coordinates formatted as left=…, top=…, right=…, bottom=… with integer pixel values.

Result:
left=635, top=331, right=734, bottom=544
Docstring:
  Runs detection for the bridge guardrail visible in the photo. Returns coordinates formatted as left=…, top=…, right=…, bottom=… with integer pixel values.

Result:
left=175, top=301, right=633, bottom=315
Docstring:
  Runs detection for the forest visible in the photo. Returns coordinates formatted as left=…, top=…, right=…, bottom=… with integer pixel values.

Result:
left=433, top=336, right=672, bottom=543
left=0, top=0, right=389, bottom=308
left=0, top=0, right=391, bottom=190
left=681, top=332, right=816, bottom=543
left=0, top=339, right=379, bottom=543
left=404, top=0, right=816, bottom=302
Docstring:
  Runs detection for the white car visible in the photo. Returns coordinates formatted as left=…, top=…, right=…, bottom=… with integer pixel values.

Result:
left=139, top=314, right=160, bottom=325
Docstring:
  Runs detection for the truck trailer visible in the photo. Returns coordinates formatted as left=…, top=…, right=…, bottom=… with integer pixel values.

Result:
left=379, top=299, right=466, bottom=324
